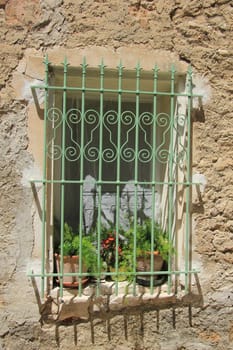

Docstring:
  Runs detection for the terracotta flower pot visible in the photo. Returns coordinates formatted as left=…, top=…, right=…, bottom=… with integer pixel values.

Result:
left=55, top=254, right=89, bottom=288
left=136, top=251, right=164, bottom=286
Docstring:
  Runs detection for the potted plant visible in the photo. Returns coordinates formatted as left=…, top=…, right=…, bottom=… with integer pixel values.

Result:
left=55, top=223, right=97, bottom=287
left=100, top=226, right=131, bottom=281
left=124, top=219, right=174, bottom=286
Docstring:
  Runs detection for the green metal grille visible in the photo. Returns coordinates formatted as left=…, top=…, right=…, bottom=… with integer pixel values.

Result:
left=30, top=56, right=200, bottom=298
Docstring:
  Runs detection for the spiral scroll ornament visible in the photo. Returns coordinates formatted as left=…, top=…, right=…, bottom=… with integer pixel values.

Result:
left=47, top=143, right=62, bottom=160
left=155, top=113, right=171, bottom=164
left=138, top=112, right=153, bottom=163
left=66, top=108, right=82, bottom=125
left=156, top=112, right=170, bottom=128
left=46, top=107, right=63, bottom=160
left=102, top=110, right=118, bottom=162
left=120, top=110, right=136, bottom=162
left=121, top=110, right=135, bottom=127
left=65, top=108, right=81, bottom=161
left=47, top=107, right=63, bottom=124
left=85, top=109, right=100, bottom=126
left=83, top=109, right=100, bottom=162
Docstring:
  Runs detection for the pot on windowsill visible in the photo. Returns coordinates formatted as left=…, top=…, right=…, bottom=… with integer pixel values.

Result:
left=54, top=223, right=97, bottom=288
left=123, top=219, right=173, bottom=287
left=136, top=251, right=164, bottom=286
left=54, top=253, right=89, bottom=288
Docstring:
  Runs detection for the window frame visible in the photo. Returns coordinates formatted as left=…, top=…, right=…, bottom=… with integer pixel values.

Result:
left=30, top=56, right=197, bottom=299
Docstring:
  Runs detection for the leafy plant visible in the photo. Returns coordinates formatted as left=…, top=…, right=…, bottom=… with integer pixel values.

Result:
left=58, top=220, right=174, bottom=282
left=99, top=226, right=133, bottom=281
left=123, top=219, right=174, bottom=262
left=59, top=223, right=98, bottom=273
left=100, top=226, right=125, bottom=268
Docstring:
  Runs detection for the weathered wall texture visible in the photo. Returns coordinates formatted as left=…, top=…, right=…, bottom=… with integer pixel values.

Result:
left=0, top=0, right=233, bottom=349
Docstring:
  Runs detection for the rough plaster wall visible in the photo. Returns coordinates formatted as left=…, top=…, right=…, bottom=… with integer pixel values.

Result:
left=0, top=0, right=233, bottom=349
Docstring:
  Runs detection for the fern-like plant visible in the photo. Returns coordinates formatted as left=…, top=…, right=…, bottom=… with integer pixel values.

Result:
left=58, top=223, right=97, bottom=273
left=124, top=219, right=174, bottom=262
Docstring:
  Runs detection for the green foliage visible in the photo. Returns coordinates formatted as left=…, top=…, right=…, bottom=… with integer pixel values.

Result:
left=123, top=219, right=174, bottom=262
left=62, top=223, right=76, bottom=256
left=59, top=220, right=174, bottom=280
left=99, top=225, right=134, bottom=281
left=59, top=223, right=97, bottom=273
left=100, top=225, right=126, bottom=268
left=72, top=235, right=98, bottom=274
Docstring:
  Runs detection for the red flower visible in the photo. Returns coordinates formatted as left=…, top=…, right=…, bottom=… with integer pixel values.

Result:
left=101, top=231, right=124, bottom=268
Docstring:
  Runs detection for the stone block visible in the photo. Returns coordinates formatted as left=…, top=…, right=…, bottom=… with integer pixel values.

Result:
left=5, top=0, right=41, bottom=26
left=25, top=56, right=44, bottom=80
left=58, top=295, right=91, bottom=321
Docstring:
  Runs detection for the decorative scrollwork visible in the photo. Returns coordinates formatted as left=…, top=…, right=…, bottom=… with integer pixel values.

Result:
left=47, top=143, right=62, bottom=160
left=121, top=147, right=135, bottom=162
left=155, top=113, right=171, bottom=164
left=47, top=107, right=63, bottom=124
left=102, top=148, right=117, bottom=162
left=121, top=110, right=135, bottom=127
left=84, top=109, right=100, bottom=162
left=66, top=108, right=81, bottom=125
left=102, top=110, right=118, bottom=162
left=156, top=148, right=170, bottom=164
left=103, top=110, right=118, bottom=126
left=156, top=112, right=170, bottom=128
left=120, top=111, right=136, bottom=162
left=139, top=112, right=153, bottom=126
left=177, top=114, right=186, bottom=127
left=84, top=146, right=99, bottom=162
left=46, top=107, right=63, bottom=160
left=65, top=146, right=80, bottom=161
left=65, top=108, right=81, bottom=161
left=138, top=112, right=153, bottom=163
left=138, top=148, right=152, bottom=163
left=85, top=109, right=99, bottom=125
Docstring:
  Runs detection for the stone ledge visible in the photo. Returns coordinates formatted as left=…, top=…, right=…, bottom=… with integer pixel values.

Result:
left=40, top=281, right=203, bottom=325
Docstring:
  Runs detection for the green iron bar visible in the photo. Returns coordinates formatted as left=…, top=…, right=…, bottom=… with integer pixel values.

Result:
left=149, top=65, right=159, bottom=294
left=29, top=269, right=199, bottom=278
left=95, top=59, right=105, bottom=296
left=167, top=65, right=176, bottom=294
left=40, top=55, right=50, bottom=298
left=185, top=66, right=193, bottom=292
left=132, top=62, right=141, bottom=295
left=31, top=84, right=201, bottom=98
left=78, top=57, right=88, bottom=296
left=58, top=57, right=69, bottom=298
left=30, top=179, right=200, bottom=186
left=114, top=61, right=124, bottom=295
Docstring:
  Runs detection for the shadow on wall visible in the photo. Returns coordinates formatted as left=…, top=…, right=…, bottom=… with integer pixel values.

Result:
left=83, top=176, right=161, bottom=233
left=30, top=273, right=204, bottom=346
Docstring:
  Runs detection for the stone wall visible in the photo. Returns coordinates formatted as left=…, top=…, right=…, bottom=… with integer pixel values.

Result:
left=0, top=0, right=233, bottom=349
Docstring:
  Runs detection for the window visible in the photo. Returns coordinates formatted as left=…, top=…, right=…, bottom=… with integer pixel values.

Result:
left=32, top=56, right=196, bottom=299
